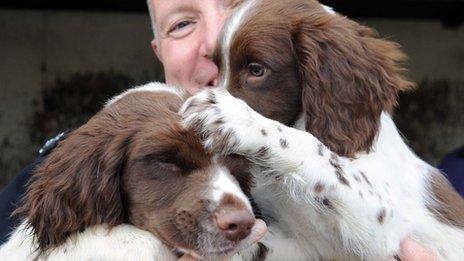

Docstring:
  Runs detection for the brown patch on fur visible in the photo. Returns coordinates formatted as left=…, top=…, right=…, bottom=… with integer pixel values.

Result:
left=315, top=197, right=335, bottom=211
left=175, top=210, right=197, bottom=235
left=360, top=171, right=372, bottom=187
left=222, top=154, right=252, bottom=195
left=253, top=242, right=269, bottom=261
left=279, top=138, right=289, bottom=148
left=214, top=118, right=225, bottom=125
left=314, top=182, right=325, bottom=193
left=378, top=208, right=386, bottom=224
left=317, top=143, right=324, bottom=156
left=261, top=129, right=268, bottom=136
left=335, top=170, right=350, bottom=187
left=329, top=154, right=350, bottom=187
left=322, top=198, right=333, bottom=209
left=218, top=193, right=250, bottom=215
left=255, top=146, right=270, bottom=158
left=330, top=153, right=338, bottom=164
left=427, top=170, right=464, bottom=228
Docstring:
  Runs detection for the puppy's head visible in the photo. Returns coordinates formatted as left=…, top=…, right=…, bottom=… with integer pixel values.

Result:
left=16, top=83, right=257, bottom=258
left=216, top=0, right=415, bottom=157
left=123, top=115, right=257, bottom=258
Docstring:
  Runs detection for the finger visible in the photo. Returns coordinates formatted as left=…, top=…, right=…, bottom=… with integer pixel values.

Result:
left=399, top=238, right=438, bottom=261
left=249, top=219, right=268, bottom=244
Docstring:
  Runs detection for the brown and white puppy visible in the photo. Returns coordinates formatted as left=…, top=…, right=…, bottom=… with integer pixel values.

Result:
left=0, top=83, right=266, bottom=260
left=181, top=0, right=464, bottom=260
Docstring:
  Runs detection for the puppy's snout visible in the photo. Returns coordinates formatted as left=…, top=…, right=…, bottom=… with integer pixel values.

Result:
left=214, top=207, right=255, bottom=242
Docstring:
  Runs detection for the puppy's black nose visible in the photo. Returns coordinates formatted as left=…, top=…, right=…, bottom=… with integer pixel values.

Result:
left=214, top=208, right=255, bottom=242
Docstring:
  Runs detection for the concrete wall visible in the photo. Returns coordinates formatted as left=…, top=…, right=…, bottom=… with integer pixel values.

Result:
left=360, top=19, right=464, bottom=82
left=0, top=9, right=163, bottom=188
left=0, top=9, right=463, bottom=189
left=360, top=19, right=464, bottom=165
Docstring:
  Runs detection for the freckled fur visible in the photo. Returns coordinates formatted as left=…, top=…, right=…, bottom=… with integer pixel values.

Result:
left=182, top=0, right=464, bottom=260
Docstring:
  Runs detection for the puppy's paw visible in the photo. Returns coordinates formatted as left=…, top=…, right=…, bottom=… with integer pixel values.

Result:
left=180, top=89, right=265, bottom=155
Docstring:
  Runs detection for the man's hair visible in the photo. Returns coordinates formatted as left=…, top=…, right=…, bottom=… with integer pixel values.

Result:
left=146, top=0, right=157, bottom=38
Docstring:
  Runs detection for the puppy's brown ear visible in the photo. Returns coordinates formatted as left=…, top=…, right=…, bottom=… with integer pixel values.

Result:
left=15, top=122, right=130, bottom=253
left=293, top=7, right=415, bottom=157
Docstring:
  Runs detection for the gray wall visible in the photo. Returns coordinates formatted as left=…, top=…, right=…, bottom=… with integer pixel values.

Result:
left=361, top=19, right=464, bottom=81
left=361, top=19, right=464, bottom=165
left=0, top=9, right=163, bottom=188
left=0, top=9, right=463, bottom=189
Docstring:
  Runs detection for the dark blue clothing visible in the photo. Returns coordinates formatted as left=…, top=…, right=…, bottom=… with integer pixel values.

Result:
left=0, top=131, right=68, bottom=244
left=439, top=147, right=464, bottom=197
left=0, top=157, right=43, bottom=244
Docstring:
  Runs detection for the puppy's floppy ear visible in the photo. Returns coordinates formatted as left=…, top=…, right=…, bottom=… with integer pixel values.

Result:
left=15, top=121, right=131, bottom=253
left=292, top=6, right=415, bottom=157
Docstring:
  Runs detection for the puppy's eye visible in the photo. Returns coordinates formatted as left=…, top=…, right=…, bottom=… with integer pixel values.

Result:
left=157, top=161, right=181, bottom=173
left=247, top=63, right=266, bottom=77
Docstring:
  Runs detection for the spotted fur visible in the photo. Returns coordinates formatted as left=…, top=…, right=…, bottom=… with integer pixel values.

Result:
left=181, top=0, right=464, bottom=259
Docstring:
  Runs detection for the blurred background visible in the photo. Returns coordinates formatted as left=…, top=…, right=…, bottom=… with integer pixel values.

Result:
left=0, top=0, right=463, bottom=190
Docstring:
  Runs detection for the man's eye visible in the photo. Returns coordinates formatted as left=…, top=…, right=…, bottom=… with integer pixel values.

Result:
left=171, top=20, right=192, bottom=32
left=167, top=19, right=196, bottom=38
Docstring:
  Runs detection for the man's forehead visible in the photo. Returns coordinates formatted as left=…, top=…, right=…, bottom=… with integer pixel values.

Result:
left=152, top=0, right=242, bottom=22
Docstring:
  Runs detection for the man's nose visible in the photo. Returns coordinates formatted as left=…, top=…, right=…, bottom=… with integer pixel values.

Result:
left=200, top=13, right=226, bottom=59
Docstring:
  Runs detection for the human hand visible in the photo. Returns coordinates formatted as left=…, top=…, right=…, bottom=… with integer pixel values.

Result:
left=178, top=219, right=267, bottom=261
left=389, top=237, right=438, bottom=261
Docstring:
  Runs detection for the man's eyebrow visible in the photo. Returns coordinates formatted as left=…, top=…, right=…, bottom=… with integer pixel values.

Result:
left=158, top=4, right=196, bottom=31
left=223, top=0, right=244, bottom=7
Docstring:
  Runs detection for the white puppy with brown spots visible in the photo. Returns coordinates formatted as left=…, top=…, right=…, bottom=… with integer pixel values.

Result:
left=181, top=87, right=464, bottom=260
left=180, top=1, right=464, bottom=260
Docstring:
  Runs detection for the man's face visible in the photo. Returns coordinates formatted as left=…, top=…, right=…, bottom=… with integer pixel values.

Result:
left=151, top=0, right=241, bottom=94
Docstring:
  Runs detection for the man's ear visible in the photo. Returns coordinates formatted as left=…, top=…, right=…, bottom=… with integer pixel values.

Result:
left=151, top=39, right=163, bottom=62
